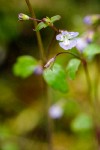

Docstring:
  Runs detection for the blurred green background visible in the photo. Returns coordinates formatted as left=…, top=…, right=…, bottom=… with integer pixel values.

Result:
left=0, top=0, right=100, bottom=150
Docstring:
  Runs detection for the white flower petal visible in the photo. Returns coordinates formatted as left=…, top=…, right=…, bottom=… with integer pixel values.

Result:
left=61, top=31, right=69, bottom=36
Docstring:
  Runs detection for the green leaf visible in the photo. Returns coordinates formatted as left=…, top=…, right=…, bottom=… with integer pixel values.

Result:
left=71, top=113, right=93, bottom=132
left=13, top=55, right=37, bottom=78
left=35, top=22, right=48, bottom=31
left=43, top=63, right=68, bottom=93
left=83, top=44, right=100, bottom=57
left=35, top=15, right=61, bottom=31
left=66, top=58, right=81, bottom=80
left=51, top=15, right=61, bottom=23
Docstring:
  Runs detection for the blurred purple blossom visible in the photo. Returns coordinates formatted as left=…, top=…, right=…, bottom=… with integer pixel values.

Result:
left=34, top=66, right=43, bottom=75
left=76, top=38, right=88, bottom=52
left=49, top=105, right=63, bottom=119
left=84, top=14, right=100, bottom=25
left=83, top=16, right=92, bottom=25
left=56, top=31, right=79, bottom=50
left=76, top=30, right=94, bottom=52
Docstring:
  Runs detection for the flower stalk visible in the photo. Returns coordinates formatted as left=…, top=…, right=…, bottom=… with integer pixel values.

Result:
left=25, top=0, right=46, bottom=63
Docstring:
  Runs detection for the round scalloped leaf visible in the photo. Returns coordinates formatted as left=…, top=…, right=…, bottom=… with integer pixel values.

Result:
left=43, top=63, right=68, bottom=93
left=13, top=55, right=37, bottom=78
left=71, top=113, right=93, bottom=132
left=66, top=58, right=81, bottom=80
left=83, top=44, right=100, bottom=58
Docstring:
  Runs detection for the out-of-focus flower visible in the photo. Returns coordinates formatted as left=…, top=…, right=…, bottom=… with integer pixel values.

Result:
left=56, top=31, right=79, bottom=50
left=76, top=38, right=88, bottom=52
left=76, top=30, right=94, bottom=52
left=85, top=30, right=94, bottom=43
left=49, top=105, right=63, bottom=119
left=84, top=14, right=100, bottom=25
left=18, top=13, right=30, bottom=21
left=34, top=66, right=43, bottom=75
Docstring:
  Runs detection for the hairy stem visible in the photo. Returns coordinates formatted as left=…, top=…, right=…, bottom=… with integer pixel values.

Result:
left=25, top=0, right=46, bottom=62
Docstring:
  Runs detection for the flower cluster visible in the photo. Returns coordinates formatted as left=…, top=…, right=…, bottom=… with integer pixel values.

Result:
left=56, top=31, right=79, bottom=50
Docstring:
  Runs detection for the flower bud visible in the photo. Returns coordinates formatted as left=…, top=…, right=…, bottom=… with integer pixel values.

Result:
left=44, top=58, right=55, bottom=68
left=18, top=13, right=30, bottom=21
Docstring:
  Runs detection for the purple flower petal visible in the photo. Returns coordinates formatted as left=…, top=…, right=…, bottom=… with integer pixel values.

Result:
left=68, top=32, right=79, bottom=39
left=83, top=16, right=92, bottom=25
left=56, top=30, right=79, bottom=50
left=61, top=31, right=69, bottom=35
left=56, top=34, right=64, bottom=41
left=59, top=39, right=77, bottom=50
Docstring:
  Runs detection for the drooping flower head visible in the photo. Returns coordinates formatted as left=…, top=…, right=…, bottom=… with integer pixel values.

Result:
left=56, top=31, right=79, bottom=50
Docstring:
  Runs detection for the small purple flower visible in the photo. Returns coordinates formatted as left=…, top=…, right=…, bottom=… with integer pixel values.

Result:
left=83, top=16, right=92, bottom=25
left=56, top=31, right=79, bottom=50
left=34, top=66, right=43, bottom=75
left=84, top=14, right=100, bottom=25
left=49, top=105, right=63, bottom=119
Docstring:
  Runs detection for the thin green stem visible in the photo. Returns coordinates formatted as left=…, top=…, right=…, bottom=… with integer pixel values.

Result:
left=54, top=51, right=81, bottom=60
left=29, top=17, right=42, bottom=22
left=25, top=0, right=46, bottom=63
left=94, top=56, right=100, bottom=103
left=24, top=2, right=53, bottom=150
left=82, top=59, right=100, bottom=150
left=82, top=61, right=92, bottom=104
left=46, top=87, right=53, bottom=150
left=49, top=24, right=59, bottom=32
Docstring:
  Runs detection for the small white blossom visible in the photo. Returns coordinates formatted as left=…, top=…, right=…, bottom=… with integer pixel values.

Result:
left=49, top=105, right=63, bottom=119
left=56, top=31, right=79, bottom=50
